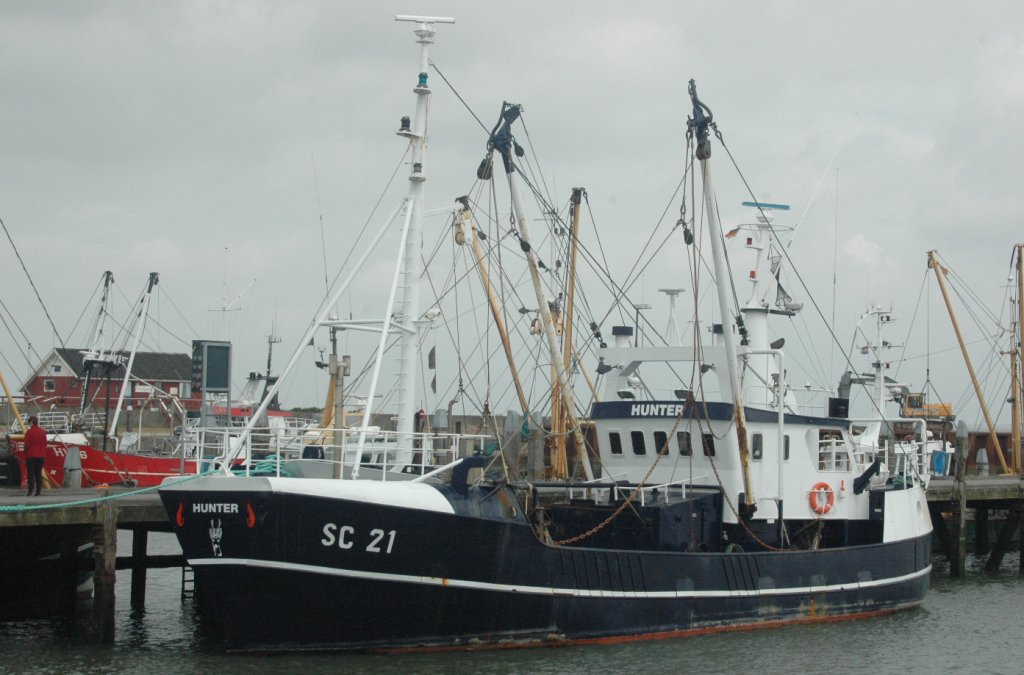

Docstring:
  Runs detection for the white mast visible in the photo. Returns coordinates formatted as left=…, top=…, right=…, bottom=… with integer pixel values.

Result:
left=689, top=81, right=756, bottom=515
left=659, top=288, right=684, bottom=346
left=733, top=204, right=799, bottom=408
left=392, top=16, right=453, bottom=451
left=221, top=19, right=455, bottom=473
left=80, top=270, right=116, bottom=417
left=106, top=272, right=159, bottom=447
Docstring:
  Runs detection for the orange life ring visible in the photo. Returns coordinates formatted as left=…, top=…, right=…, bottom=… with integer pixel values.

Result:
left=809, top=482, right=835, bottom=514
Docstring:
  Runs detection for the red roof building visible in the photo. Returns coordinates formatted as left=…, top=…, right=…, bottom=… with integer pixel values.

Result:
left=21, top=348, right=202, bottom=412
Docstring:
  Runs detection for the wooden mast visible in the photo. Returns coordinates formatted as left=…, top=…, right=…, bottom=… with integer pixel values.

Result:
left=927, top=250, right=1010, bottom=474
left=0, top=369, right=27, bottom=433
left=1015, top=243, right=1024, bottom=473
left=1011, top=348, right=1020, bottom=475
left=549, top=187, right=585, bottom=479
left=489, top=103, right=593, bottom=481
left=455, top=199, right=530, bottom=416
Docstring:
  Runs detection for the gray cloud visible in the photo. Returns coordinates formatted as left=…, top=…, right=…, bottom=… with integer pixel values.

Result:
left=2, top=1, right=1021, bottom=429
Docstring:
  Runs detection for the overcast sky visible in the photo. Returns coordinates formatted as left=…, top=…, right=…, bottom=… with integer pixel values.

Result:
left=2, top=2, right=1023, bottom=431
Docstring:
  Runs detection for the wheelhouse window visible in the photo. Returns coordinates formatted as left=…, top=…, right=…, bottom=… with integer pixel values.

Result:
left=752, top=433, right=763, bottom=460
left=702, top=433, right=716, bottom=457
left=817, top=429, right=850, bottom=471
left=43, top=379, right=55, bottom=392
left=677, top=431, right=692, bottom=456
left=653, top=430, right=668, bottom=455
left=631, top=431, right=647, bottom=455
left=609, top=432, right=623, bottom=455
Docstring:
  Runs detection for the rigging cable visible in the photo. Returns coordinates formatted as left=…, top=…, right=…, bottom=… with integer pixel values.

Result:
left=428, top=60, right=489, bottom=135
left=158, top=289, right=201, bottom=341
left=0, top=295, right=41, bottom=372
left=709, top=126, right=889, bottom=419
left=892, top=269, right=930, bottom=384
left=311, top=153, right=331, bottom=298
left=0, top=214, right=65, bottom=349
left=318, top=146, right=411, bottom=326
left=65, top=275, right=105, bottom=350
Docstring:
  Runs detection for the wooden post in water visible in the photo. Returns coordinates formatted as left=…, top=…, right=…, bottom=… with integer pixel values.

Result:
left=984, top=506, right=1021, bottom=572
left=975, top=507, right=990, bottom=555
left=929, top=503, right=952, bottom=561
left=92, top=500, right=117, bottom=642
left=131, top=528, right=149, bottom=609
left=59, top=536, right=79, bottom=615
left=951, top=424, right=968, bottom=578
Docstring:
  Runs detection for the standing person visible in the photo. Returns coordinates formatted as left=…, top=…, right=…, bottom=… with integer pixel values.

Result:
left=22, top=415, right=47, bottom=496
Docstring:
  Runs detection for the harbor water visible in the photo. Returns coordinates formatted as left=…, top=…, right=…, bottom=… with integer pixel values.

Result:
left=0, top=531, right=1020, bottom=674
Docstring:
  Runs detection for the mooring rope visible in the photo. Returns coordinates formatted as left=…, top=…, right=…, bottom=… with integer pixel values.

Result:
left=0, top=472, right=214, bottom=513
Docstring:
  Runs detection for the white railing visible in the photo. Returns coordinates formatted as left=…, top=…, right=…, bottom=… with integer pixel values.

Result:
left=850, top=439, right=935, bottom=488
left=35, top=411, right=73, bottom=433
left=567, top=474, right=709, bottom=506
left=847, top=417, right=938, bottom=486
left=179, top=425, right=491, bottom=482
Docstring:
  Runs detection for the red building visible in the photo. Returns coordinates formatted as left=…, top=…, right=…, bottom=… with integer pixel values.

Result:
left=21, top=348, right=202, bottom=412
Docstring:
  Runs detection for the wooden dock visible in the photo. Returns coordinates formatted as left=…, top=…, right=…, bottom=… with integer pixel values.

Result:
left=927, top=474, right=1024, bottom=576
left=0, top=486, right=181, bottom=642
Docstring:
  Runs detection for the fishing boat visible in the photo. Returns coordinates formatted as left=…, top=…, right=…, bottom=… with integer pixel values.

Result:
left=160, top=16, right=934, bottom=652
left=6, top=273, right=264, bottom=488
left=5, top=273, right=196, bottom=488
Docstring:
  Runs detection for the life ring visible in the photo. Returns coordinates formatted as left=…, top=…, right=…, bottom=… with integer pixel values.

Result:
left=809, top=482, right=835, bottom=514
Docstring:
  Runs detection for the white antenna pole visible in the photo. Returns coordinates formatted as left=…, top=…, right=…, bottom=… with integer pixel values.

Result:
left=391, top=16, right=453, bottom=461
left=659, top=288, right=684, bottom=346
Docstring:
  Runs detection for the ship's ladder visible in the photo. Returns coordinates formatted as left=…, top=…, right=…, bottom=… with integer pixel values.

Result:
left=181, top=564, right=195, bottom=600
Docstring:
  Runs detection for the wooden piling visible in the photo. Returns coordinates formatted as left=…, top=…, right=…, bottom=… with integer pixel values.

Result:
left=950, top=437, right=967, bottom=577
left=928, top=503, right=952, bottom=561
left=975, top=507, right=990, bottom=555
left=59, top=536, right=79, bottom=615
left=984, top=505, right=1022, bottom=572
left=92, top=500, right=117, bottom=643
left=130, top=528, right=149, bottom=609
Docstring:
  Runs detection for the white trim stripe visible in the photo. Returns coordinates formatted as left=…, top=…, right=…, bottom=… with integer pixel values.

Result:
left=190, top=557, right=931, bottom=600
